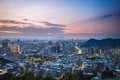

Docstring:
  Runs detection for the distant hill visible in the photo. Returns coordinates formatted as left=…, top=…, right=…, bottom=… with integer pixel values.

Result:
left=81, top=38, right=120, bottom=47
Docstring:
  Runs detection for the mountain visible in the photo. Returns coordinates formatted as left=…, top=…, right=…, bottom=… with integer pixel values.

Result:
left=81, top=38, right=120, bottom=47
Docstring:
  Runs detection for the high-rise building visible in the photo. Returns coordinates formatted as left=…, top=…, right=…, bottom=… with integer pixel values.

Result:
left=10, top=43, right=21, bottom=53
left=2, top=39, right=11, bottom=48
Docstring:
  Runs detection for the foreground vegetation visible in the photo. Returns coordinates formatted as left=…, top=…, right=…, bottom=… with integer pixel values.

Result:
left=0, top=71, right=93, bottom=80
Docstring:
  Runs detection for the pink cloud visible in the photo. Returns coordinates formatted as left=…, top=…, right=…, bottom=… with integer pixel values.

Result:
left=0, top=30, right=23, bottom=34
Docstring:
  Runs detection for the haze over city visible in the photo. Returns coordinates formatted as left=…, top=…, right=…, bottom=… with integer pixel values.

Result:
left=0, top=0, right=120, bottom=39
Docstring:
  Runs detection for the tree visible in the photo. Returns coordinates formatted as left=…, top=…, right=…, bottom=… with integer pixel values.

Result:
left=0, top=73, right=13, bottom=80
left=43, top=76, right=56, bottom=80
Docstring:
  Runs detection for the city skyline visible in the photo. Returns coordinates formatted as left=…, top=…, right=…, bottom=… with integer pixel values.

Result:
left=0, top=0, right=120, bottom=39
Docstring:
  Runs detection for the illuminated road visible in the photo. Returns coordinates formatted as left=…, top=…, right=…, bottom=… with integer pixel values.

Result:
left=75, top=46, right=82, bottom=54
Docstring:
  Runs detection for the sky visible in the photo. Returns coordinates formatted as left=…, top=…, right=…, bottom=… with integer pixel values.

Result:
left=0, top=0, right=120, bottom=39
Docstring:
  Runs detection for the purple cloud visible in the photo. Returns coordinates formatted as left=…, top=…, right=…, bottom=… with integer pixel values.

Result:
left=0, top=19, right=30, bottom=24
left=0, top=25, right=65, bottom=37
left=41, top=21, right=66, bottom=27
left=93, top=12, right=120, bottom=21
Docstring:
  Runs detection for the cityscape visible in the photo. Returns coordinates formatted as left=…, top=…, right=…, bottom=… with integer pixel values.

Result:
left=0, top=38, right=120, bottom=80
left=0, top=0, right=120, bottom=80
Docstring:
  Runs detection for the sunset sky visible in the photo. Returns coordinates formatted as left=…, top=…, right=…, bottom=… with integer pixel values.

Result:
left=0, top=0, right=120, bottom=39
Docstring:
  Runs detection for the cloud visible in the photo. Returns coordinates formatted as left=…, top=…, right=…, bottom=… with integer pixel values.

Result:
left=41, top=21, right=66, bottom=27
left=0, top=19, right=67, bottom=38
left=0, top=19, right=67, bottom=29
left=0, top=30, right=23, bottom=34
left=98, top=14, right=113, bottom=20
left=0, top=25, right=65, bottom=37
left=0, top=19, right=30, bottom=24
left=88, top=12, right=120, bottom=22
left=23, top=18, right=28, bottom=21
left=0, top=19, right=44, bottom=28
